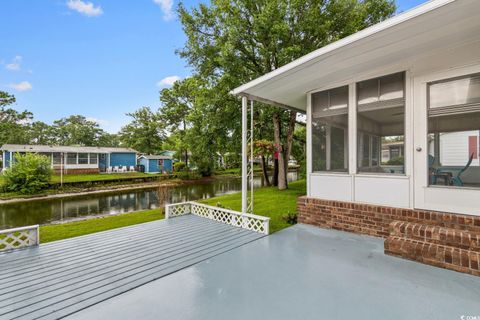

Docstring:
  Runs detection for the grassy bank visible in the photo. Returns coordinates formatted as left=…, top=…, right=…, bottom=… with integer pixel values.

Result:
left=40, top=209, right=164, bottom=243
left=38, top=179, right=306, bottom=243
left=200, top=179, right=306, bottom=233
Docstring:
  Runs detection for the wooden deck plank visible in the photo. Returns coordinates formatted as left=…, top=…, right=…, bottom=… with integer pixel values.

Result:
left=0, top=223, right=232, bottom=298
left=0, top=215, right=264, bottom=320
left=0, top=217, right=219, bottom=283
left=0, top=215, right=200, bottom=267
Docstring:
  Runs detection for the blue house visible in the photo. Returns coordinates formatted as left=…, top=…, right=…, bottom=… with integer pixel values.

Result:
left=1, top=144, right=138, bottom=174
left=138, top=155, right=173, bottom=173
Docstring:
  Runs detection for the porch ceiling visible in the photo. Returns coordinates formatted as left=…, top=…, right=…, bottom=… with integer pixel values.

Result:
left=232, top=0, right=480, bottom=111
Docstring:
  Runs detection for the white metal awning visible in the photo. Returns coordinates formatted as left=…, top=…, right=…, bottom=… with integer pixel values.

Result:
left=232, top=0, right=480, bottom=111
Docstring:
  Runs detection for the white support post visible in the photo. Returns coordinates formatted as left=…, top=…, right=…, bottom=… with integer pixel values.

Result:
left=306, top=93, right=312, bottom=196
left=241, top=96, right=248, bottom=215
left=249, top=100, right=254, bottom=213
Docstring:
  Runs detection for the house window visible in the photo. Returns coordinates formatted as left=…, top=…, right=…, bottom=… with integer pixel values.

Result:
left=311, top=86, right=349, bottom=172
left=428, top=73, right=480, bottom=188
left=357, top=72, right=405, bottom=174
left=52, top=153, right=62, bottom=165
left=67, top=153, right=77, bottom=165
left=78, top=153, right=89, bottom=165
left=89, top=153, right=98, bottom=164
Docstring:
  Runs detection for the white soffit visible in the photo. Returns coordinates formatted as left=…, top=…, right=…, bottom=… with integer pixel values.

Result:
left=232, top=0, right=480, bottom=111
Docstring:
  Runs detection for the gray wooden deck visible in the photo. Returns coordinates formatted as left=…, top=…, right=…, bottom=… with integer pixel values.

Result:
left=0, top=215, right=264, bottom=320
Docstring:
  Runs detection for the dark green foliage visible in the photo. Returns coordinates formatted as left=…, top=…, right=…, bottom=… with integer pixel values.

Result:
left=3, top=153, right=52, bottom=194
left=387, top=156, right=405, bottom=165
left=173, top=161, right=186, bottom=172
left=282, top=212, right=298, bottom=225
left=119, top=107, right=165, bottom=154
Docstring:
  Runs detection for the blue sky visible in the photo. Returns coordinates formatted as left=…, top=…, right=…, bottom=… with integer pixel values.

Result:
left=0, top=0, right=426, bottom=133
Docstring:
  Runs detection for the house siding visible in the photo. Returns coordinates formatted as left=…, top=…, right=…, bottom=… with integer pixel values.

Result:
left=148, top=159, right=159, bottom=173
left=163, top=159, right=173, bottom=172
left=110, top=153, right=136, bottom=167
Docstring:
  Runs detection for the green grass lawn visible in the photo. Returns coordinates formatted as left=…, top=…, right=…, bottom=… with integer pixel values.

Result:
left=40, top=209, right=164, bottom=243
left=49, top=172, right=164, bottom=184
left=200, top=179, right=306, bottom=233
left=37, top=179, right=305, bottom=243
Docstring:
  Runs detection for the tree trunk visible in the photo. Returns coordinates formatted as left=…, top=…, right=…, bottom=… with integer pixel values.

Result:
left=260, top=155, right=270, bottom=186
left=284, top=111, right=297, bottom=188
left=272, top=158, right=278, bottom=186
left=273, top=112, right=287, bottom=190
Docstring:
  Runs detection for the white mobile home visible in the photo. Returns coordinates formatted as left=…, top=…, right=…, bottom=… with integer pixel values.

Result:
left=233, top=0, right=480, bottom=275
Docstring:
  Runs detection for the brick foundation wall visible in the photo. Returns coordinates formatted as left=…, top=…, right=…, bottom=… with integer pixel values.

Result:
left=297, top=196, right=480, bottom=276
left=53, top=168, right=100, bottom=175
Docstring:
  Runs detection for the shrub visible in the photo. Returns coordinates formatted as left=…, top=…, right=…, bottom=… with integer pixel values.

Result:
left=386, top=156, right=404, bottom=165
left=196, top=162, right=212, bottom=177
left=173, top=161, right=186, bottom=172
left=282, top=212, right=298, bottom=225
left=2, top=153, right=52, bottom=194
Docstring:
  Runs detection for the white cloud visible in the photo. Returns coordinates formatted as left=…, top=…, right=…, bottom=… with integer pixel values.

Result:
left=5, top=55, right=22, bottom=71
left=153, top=0, right=174, bottom=21
left=66, top=0, right=103, bottom=17
left=86, top=117, right=109, bottom=126
left=9, top=81, right=33, bottom=92
left=157, top=75, right=181, bottom=87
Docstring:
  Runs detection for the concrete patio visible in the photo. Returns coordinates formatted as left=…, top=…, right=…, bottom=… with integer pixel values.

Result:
left=66, top=223, right=480, bottom=320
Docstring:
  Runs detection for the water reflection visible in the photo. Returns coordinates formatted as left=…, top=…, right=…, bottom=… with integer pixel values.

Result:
left=0, top=172, right=298, bottom=229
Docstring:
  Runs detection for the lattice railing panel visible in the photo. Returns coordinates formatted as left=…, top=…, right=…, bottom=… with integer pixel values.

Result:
left=165, top=202, right=269, bottom=235
left=0, top=225, right=39, bottom=252
left=165, top=202, right=191, bottom=218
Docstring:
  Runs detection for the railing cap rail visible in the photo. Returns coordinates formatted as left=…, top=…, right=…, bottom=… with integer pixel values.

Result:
left=0, top=225, right=39, bottom=234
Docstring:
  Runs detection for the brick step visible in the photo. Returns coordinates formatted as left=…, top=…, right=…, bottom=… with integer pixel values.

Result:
left=384, top=236, right=480, bottom=276
left=389, top=221, right=480, bottom=252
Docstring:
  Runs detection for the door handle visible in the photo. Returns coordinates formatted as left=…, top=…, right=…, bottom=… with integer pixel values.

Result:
left=416, top=147, right=422, bottom=152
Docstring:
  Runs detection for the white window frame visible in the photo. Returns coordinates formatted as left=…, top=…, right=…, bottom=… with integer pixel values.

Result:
left=413, top=63, right=480, bottom=215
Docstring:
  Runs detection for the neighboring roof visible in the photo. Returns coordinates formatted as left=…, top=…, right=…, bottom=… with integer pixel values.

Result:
left=139, top=154, right=172, bottom=160
left=0, top=144, right=137, bottom=154
left=159, top=150, right=176, bottom=156
left=232, top=0, right=480, bottom=111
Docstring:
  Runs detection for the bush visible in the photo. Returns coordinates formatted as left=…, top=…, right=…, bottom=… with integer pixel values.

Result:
left=2, top=153, right=52, bottom=194
left=173, top=161, right=186, bottom=172
left=196, top=160, right=213, bottom=177
left=282, top=212, right=298, bottom=225
left=386, top=156, right=404, bottom=165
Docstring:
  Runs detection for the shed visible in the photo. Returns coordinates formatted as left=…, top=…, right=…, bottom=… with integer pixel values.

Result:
left=138, top=155, right=173, bottom=173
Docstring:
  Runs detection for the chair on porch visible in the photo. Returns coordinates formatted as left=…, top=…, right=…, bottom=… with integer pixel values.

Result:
left=436, top=153, right=474, bottom=187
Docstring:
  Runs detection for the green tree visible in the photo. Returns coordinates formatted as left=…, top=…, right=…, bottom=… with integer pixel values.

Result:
left=160, top=78, right=198, bottom=167
left=0, top=91, right=16, bottom=108
left=251, top=139, right=275, bottom=186
left=29, top=121, right=56, bottom=145
left=51, top=115, right=106, bottom=146
left=0, top=108, right=33, bottom=146
left=97, top=132, right=121, bottom=147
left=176, top=0, right=395, bottom=189
left=2, top=153, right=52, bottom=194
left=119, top=107, right=165, bottom=154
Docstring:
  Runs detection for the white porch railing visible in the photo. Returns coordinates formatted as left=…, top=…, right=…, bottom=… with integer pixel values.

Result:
left=165, top=202, right=269, bottom=235
left=0, top=225, right=39, bottom=252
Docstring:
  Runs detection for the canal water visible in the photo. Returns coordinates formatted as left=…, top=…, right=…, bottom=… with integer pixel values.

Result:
left=0, top=172, right=298, bottom=229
